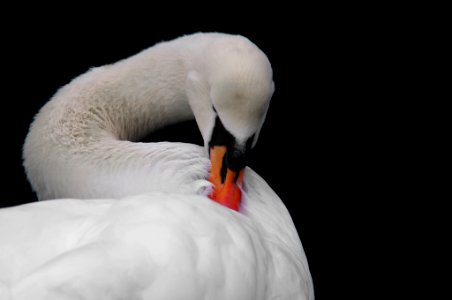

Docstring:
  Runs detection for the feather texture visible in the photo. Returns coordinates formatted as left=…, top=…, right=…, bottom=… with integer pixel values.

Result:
left=1, top=169, right=312, bottom=300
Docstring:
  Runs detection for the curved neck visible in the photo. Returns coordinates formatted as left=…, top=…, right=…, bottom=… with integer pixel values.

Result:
left=82, top=40, right=195, bottom=142
left=25, top=33, right=267, bottom=201
left=24, top=35, right=219, bottom=200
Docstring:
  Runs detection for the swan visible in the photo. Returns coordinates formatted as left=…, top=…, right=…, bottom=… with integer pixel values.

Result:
left=0, top=33, right=314, bottom=299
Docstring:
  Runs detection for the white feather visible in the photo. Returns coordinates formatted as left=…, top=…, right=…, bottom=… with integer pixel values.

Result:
left=1, top=169, right=312, bottom=300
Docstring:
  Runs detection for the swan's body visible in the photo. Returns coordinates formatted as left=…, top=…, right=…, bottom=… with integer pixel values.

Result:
left=1, top=33, right=314, bottom=299
left=0, top=170, right=311, bottom=300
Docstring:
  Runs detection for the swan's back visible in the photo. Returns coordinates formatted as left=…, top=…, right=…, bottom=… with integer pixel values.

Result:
left=2, top=194, right=264, bottom=300
left=0, top=170, right=312, bottom=300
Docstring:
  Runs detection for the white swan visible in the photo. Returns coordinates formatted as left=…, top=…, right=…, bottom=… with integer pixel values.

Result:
left=0, top=33, right=314, bottom=299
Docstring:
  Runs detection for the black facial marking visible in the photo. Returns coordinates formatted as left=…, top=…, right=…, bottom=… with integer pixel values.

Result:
left=209, top=116, right=254, bottom=182
left=209, top=116, right=234, bottom=149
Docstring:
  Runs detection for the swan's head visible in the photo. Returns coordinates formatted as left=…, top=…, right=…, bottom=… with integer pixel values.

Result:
left=186, top=36, right=274, bottom=211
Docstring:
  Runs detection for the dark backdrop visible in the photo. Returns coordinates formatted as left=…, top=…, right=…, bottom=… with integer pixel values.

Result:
left=2, top=14, right=391, bottom=299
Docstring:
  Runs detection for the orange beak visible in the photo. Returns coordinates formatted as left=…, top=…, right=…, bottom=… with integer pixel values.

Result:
left=208, top=146, right=244, bottom=211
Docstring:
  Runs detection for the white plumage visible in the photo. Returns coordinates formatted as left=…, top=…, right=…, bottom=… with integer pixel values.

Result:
left=0, top=33, right=314, bottom=299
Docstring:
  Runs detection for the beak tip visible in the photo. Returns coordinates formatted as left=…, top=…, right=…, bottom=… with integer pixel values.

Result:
left=208, top=186, right=242, bottom=211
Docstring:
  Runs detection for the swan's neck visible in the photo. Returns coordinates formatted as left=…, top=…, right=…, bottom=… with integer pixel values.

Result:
left=77, top=41, right=195, bottom=142
left=24, top=35, right=216, bottom=200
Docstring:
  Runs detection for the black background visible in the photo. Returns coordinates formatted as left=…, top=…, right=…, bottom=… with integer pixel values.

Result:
left=1, top=10, right=398, bottom=299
